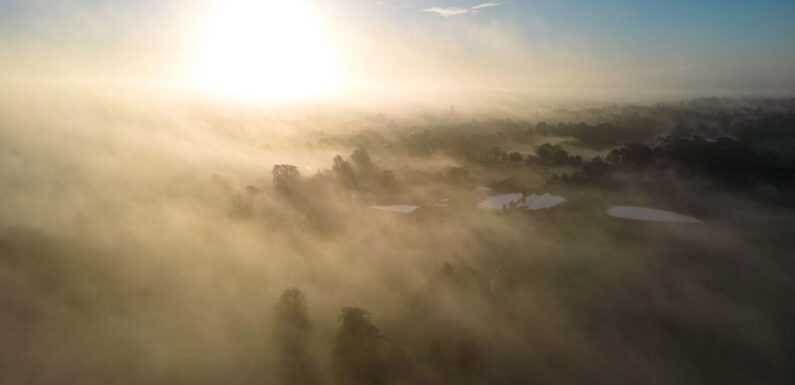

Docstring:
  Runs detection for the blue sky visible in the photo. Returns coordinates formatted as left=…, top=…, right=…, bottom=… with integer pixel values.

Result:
left=366, top=0, right=795, bottom=91
left=1, top=0, right=794, bottom=93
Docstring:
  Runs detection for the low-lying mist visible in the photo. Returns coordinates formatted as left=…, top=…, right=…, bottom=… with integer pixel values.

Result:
left=1, top=90, right=793, bottom=385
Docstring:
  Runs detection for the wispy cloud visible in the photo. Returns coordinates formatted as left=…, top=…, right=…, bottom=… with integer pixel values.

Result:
left=471, top=3, right=502, bottom=11
left=424, top=2, right=503, bottom=17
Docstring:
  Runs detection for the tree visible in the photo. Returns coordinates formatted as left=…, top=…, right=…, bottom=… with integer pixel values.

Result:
left=607, top=142, right=653, bottom=166
left=333, top=307, right=387, bottom=385
left=350, top=148, right=374, bottom=171
left=582, top=156, right=613, bottom=178
left=536, top=143, right=554, bottom=162
left=274, top=288, right=311, bottom=333
left=273, top=288, right=318, bottom=385
left=332, top=155, right=357, bottom=188
left=536, top=143, right=571, bottom=166
left=272, top=164, right=301, bottom=193
left=551, top=146, right=570, bottom=165
left=535, top=121, right=550, bottom=135
left=333, top=155, right=351, bottom=173
left=486, top=146, right=508, bottom=162
left=508, top=152, right=523, bottom=162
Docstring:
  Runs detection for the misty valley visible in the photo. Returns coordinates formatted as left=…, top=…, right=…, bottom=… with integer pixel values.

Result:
left=1, top=93, right=793, bottom=385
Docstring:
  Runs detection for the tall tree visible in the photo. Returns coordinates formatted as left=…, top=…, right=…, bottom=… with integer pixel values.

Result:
left=333, top=307, right=387, bottom=385
left=272, top=164, right=301, bottom=193
left=273, top=288, right=319, bottom=385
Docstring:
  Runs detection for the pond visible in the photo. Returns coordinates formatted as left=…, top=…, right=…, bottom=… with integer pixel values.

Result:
left=370, top=205, right=420, bottom=214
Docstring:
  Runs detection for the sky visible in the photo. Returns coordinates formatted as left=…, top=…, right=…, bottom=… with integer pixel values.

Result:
left=1, top=0, right=794, bottom=98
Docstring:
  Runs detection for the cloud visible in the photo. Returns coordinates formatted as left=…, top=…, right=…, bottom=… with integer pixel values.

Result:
left=424, top=2, right=502, bottom=17
left=471, top=3, right=502, bottom=10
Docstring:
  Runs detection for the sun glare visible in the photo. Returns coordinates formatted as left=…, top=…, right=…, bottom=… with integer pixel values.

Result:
left=194, top=0, right=342, bottom=101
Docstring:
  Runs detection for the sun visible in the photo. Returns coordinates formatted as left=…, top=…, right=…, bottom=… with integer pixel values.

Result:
left=193, top=0, right=342, bottom=101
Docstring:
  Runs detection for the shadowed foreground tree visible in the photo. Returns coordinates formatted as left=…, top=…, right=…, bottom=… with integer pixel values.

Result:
left=333, top=307, right=388, bottom=385
left=273, top=288, right=319, bottom=385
